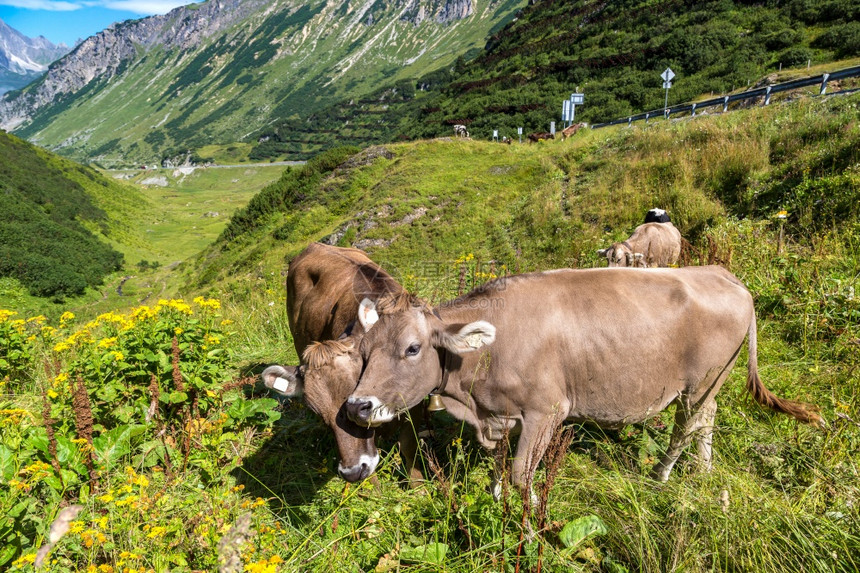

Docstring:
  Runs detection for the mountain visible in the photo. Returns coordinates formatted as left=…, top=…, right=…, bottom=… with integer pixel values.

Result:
left=248, top=0, right=860, bottom=159
left=0, top=0, right=524, bottom=166
left=0, top=18, right=70, bottom=95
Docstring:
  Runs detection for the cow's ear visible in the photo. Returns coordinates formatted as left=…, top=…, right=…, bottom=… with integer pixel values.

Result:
left=597, top=248, right=609, bottom=257
left=435, top=321, right=496, bottom=354
left=261, top=364, right=304, bottom=397
left=358, top=298, right=379, bottom=331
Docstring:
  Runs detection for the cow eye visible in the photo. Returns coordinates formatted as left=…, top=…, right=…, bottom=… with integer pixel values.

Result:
left=405, top=343, right=421, bottom=357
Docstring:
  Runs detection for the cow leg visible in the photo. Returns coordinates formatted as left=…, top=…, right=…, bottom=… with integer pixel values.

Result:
left=511, top=414, right=560, bottom=497
left=651, top=397, right=713, bottom=482
left=694, top=398, right=718, bottom=472
left=398, top=423, right=423, bottom=487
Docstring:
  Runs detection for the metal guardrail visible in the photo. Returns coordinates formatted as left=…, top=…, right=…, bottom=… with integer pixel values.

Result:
left=591, top=65, right=860, bottom=129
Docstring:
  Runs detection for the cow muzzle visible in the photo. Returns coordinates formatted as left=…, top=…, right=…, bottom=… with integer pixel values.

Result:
left=337, top=453, right=379, bottom=482
left=346, top=396, right=393, bottom=427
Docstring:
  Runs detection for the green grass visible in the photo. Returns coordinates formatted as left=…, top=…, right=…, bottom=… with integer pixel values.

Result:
left=2, top=91, right=859, bottom=571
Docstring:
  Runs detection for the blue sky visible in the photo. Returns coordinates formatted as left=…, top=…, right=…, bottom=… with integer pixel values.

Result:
left=0, top=1, right=189, bottom=47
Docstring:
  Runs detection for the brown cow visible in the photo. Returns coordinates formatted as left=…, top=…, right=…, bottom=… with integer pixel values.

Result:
left=598, top=221, right=682, bottom=267
left=345, top=266, right=820, bottom=491
left=560, top=122, right=585, bottom=140
left=261, top=243, right=422, bottom=483
left=528, top=132, right=554, bottom=142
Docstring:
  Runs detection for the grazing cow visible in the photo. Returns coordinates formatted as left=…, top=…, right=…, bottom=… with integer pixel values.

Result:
left=453, top=124, right=469, bottom=138
left=528, top=132, right=554, bottom=142
left=643, top=207, right=672, bottom=224
left=345, top=266, right=821, bottom=491
left=560, top=122, right=585, bottom=140
left=261, top=243, right=423, bottom=484
left=598, top=221, right=682, bottom=268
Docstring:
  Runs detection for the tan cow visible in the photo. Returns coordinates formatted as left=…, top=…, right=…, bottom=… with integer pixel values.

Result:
left=598, top=221, right=682, bottom=267
left=261, top=243, right=422, bottom=483
left=345, top=266, right=820, bottom=490
left=560, top=122, right=585, bottom=140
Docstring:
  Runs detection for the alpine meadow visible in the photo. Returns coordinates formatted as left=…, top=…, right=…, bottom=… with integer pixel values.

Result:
left=1, top=0, right=859, bottom=571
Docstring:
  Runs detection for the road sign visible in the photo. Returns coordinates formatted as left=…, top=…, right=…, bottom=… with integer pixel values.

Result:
left=570, top=93, right=584, bottom=105
left=563, top=100, right=571, bottom=121
left=661, top=68, right=675, bottom=110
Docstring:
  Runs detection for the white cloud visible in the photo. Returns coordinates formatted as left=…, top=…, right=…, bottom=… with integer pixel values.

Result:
left=0, top=0, right=190, bottom=14
left=0, top=0, right=81, bottom=11
left=103, top=0, right=188, bottom=14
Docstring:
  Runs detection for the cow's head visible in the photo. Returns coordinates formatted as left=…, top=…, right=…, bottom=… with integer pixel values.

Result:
left=345, top=295, right=495, bottom=427
left=261, top=336, right=378, bottom=482
left=597, top=243, right=644, bottom=267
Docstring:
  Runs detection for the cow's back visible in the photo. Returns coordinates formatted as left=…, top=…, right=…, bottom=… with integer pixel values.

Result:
left=628, top=222, right=682, bottom=267
left=446, top=266, right=753, bottom=426
left=287, top=243, right=401, bottom=354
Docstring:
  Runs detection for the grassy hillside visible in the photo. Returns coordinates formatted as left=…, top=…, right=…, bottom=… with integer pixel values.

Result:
left=0, top=130, right=139, bottom=300
left=0, top=134, right=286, bottom=320
left=251, top=0, right=860, bottom=159
left=2, top=92, right=858, bottom=571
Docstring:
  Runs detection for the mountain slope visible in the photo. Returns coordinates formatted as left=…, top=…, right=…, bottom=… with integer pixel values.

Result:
left=0, top=0, right=524, bottom=166
left=184, top=90, right=860, bottom=299
left=0, top=18, right=69, bottom=95
left=249, top=0, right=860, bottom=158
left=0, top=130, right=153, bottom=298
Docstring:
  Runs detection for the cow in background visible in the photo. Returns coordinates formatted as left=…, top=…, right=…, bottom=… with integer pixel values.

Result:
left=560, top=122, right=586, bottom=140
left=644, top=207, right=672, bottom=223
left=453, top=124, right=469, bottom=138
left=528, top=131, right=554, bottom=142
left=598, top=216, right=682, bottom=268
left=261, top=243, right=423, bottom=484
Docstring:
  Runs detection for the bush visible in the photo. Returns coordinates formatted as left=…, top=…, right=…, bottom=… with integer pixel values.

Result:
left=779, top=46, right=813, bottom=67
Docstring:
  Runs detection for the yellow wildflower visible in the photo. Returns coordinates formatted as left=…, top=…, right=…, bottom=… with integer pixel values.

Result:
left=174, top=327, right=183, bottom=335
left=98, top=337, right=118, bottom=349
left=12, top=553, right=36, bottom=567
left=146, top=525, right=167, bottom=538
left=193, top=296, right=221, bottom=310
left=98, top=493, right=115, bottom=503
left=53, top=341, right=71, bottom=353
left=27, top=315, right=47, bottom=325
left=47, top=389, right=59, bottom=399
left=0, top=309, right=17, bottom=322
left=59, top=311, right=75, bottom=322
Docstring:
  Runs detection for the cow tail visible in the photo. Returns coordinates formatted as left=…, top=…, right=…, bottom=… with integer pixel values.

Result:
left=746, top=315, right=823, bottom=426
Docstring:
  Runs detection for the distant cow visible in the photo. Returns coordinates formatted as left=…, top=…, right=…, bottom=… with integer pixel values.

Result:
left=560, top=122, right=585, bottom=139
left=598, top=221, right=682, bottom=268
left=643, top=208, right=672, bottom=223
left=528, top=132, right=554, bottom=142
left=260, top=243, right=422, bottom=484
left=345, top=267, right=821, bottom=491
left=453, top=124, right=469, bottom=138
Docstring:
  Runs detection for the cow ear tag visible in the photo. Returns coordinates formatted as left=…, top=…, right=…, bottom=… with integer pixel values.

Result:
left=358, top=298, right=379, bottom=331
